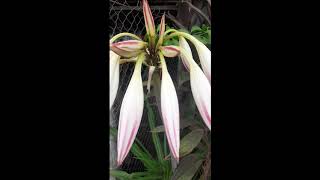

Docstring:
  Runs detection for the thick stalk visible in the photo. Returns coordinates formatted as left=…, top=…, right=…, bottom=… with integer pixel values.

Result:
left=164, top=31, right=202, bottom=51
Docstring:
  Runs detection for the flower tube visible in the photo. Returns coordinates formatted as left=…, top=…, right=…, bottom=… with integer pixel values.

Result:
left=180, top=49, right=211, bottom=130
left=110, top=50, right=120, bottom=110
left=159, top=52, right=180, bottom=160
left=173, top=32, right=211, bottom=82
left=117, top=53, right=145, bottom=166
left=178, top=36, right=193, bottom=71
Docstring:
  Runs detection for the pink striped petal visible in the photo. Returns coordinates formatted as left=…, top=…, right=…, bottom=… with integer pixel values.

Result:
left=117, top=53, right=145, bottom=166
left=110, top=51, right=120, bottom=110
left=156, top=14, right=166, bottom=47
left=180, top=49, right=211, bottom=130
left=159, top=45, right=180, bottom=58
left=112, top=40, right=147, bottom=51
left=110, top=40, right=146, bottom=58
left=159, top=53, right=180, bottom=160
left=179, top=36, right=192, bottom=71
left=195, top=42, right=211, bottom=82
left=189, top=63, right=211, bottom=130
left=142, top=0, right=155, bottom=37
left=178, top=32, right=211, bottom=82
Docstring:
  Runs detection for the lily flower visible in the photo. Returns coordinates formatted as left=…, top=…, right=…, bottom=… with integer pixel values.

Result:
left=110, top=40, right=147, bottom=58
left=109, top=0, right=212, bottom=166
left=180, top=49, right=211, bottom=130
left=176, top=32, right=211, bottom=82
left=110, top=50, right=120, bottom=110
left=159, top=52, right=180, bottom=160
left=117, top=53, right=145, bottom=166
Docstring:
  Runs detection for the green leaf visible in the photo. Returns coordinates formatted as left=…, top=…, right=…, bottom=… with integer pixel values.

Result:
left=163, top=133, right=168, bottom=156
left=110, top=127, right=156, bottom=169
left=207, top=30, right=211, bottom=44
left=110, top=127, right=152, bottom=157
left=178, top=28, right=190, bottom=34
left=150, top=125, right=165, bottom=133
left=131, top=143, right=158, bottom=170
left=178, top=92, right=196, bottom=123
left=110, top=170, right=163, bottom=180
left=180, top=129, right=204, bottom=157
left=145, top=100, right=165, bottom=164
left=163, top=38, right=179, bottom=46
left=130, top=172, right=151, bottom=178
left=134, top=176, right=163, bottom=180
left=177, top=57, right=190, bottom=87
left=171, top=154, right=204, bottom=180
left=193, top=35, right=209, bottom=45
left=156, top=24, right=161, bottom=33
left=150, top=120, right=195, bottom=133
left=191, top=26, right=202, bottom=33
left=201, top=24, right=210, bottom=31
left=110, top=170, right=131, bottom=180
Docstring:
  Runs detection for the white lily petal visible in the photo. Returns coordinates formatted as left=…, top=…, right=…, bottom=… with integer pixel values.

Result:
left=110, top=51, right=120, bottom=110
left=190, top=63, right=211, bottom=130
left=180, top=49, right=211, bottom=130
left=195, top=42, right=211, bottom=82
left=179, top=36, right=192, bottom=71
left=117, top=53, right=145, bottom=166
left=159, top=52, right=180, bottom=160
left=178, top=32, right=211, bottom=82
left=142, top=0, right=155, bottom=37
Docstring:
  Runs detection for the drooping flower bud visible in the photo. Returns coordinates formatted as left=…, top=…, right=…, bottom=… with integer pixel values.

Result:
left=159, top=52, right=180, bottom=160
left=159, top=45, right=180, bottom=58
left=180, top=49, right=211, bottom=130
left=110, top=50, right=120, bottom=110
left=110, top=40, right=147, bottom=58
left=117, top=53, right=145, bottom=166
left=178, top=32, right=211, bottom=82
left=189, top=62, right=211, bottom=130
left=178, top=36, right=192, bottom=71
left=195, top=42, right=211, bottom=82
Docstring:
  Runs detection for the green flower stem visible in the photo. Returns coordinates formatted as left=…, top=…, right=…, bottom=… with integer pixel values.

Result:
left=134, top=53, right=146, bottom=74
left=163, top=29, right=178, bottom=37
left=163, top=32, right=179, bottom=41
left=164, top=31, right=200, bottom=48
left=156, top=29, right=178, bottom=49
left=158, top=52, right=167, bottom=70
left=109, top=32, right=142, bottom=43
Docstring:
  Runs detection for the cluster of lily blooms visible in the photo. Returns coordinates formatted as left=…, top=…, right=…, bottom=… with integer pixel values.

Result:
left=110, top=0, right=211, bottom=166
